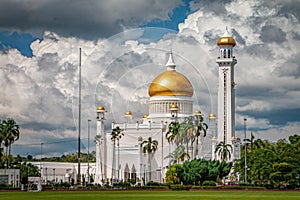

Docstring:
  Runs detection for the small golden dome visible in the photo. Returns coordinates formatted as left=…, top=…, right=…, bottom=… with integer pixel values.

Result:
left=217, top=28, right=236, bottom=47
left=143, top=114, right=148, bottom=118
left=194, top=109, right=201, bottom=115
left=170, top=104, right=179, bottom=111
left=217, top=37, right=236, bottom=47
left=97, top=105, right=105, bottom=112
left=125, top=111, right=132, bottom=116
left=209, top=113, right=216, bottom=119
left=148, top=70, right=193, bottom=97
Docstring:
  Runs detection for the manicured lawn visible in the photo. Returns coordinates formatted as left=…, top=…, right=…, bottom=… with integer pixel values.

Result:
left=0, top=190, right=299, bottom=200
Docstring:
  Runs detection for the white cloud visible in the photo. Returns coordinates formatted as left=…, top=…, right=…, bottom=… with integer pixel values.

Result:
left=2, top=0, right=300, bottom=156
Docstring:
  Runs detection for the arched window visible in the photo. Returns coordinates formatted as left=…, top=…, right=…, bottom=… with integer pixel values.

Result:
left=228, top=49, right=231, bottom=58
left=223, top=49, right=226, bottom=58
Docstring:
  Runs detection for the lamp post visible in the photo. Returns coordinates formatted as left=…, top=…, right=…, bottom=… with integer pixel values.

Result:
left=13, top=165, right=16, bottom=187
left=244, top=118, right=247, bottom=183
left=4, top=163, right=7, bottom=184
left=45, top=167, right=48, bottom=184
left=138, top=136, right=143, bottom=185
left=53, top=168, right=55, bottom=183
left=40, top=142, right=43, bottom=179
left=87, top=119, right=91, bottom=184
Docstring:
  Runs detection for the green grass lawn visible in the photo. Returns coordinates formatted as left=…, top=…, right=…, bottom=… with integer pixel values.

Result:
left=0, top=190, right=299, bottom=200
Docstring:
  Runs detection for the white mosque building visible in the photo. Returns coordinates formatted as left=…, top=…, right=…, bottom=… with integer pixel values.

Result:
left=94, top=29, right=240, bottom=184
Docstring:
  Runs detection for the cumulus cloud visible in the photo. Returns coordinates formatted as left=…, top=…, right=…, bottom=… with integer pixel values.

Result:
left=1, top=0, right=300, bottom=156
left=0, top=0, right=182, bottom=39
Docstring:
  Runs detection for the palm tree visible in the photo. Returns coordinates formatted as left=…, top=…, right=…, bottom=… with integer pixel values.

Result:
left=165, top=144, right=190, bottom=165
left=215, top=141, right=233, bottom=161
left=166, top=121, right=180, bottom=145
left=193, top=114, right=208, bottom=158
left=142, top=137, right=158, bottom=183
left=180, top=119, right=193, bottom=159
left=166, top=121, right=180, bottom=166
left=1, top=119, right=20, bottom=167
left=180, top=115, right=208, bottom=160
left=111, top=126, right=123, bottom=181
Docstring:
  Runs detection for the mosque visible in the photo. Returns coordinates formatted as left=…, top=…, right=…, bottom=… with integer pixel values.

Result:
left=94, top=28, right=240, bottom=184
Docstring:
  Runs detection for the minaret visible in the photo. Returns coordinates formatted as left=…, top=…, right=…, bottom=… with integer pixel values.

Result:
left=216, top=28, right=237, bottom=160
left=95, top=105, right=106, bottom=184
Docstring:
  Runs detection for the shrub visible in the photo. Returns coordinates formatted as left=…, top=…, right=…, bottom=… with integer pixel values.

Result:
left=146, top=181, right=161, bottom=186
left=239, top=182, right=254, bottom=187
left=202, top=180, right=216, bottom=186
left=171, top=184, right=191, bottom=191
left=113, top=181, right=131, bottom=188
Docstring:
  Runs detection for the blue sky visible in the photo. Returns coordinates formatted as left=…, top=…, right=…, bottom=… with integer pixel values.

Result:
left=0, top=0, right=299, bottom=157
left=0, top=31, right=39, bottom=57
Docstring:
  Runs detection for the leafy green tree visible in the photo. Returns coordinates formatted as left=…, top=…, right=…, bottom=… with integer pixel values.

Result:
left=19, top=162, right=40, bottom=184
left=167, top=159, right=232, bottom=185
left=142, top=137, right=158, bottom=182
left=165, top=164, right=183, bottom=184
left=234, top=135, right=300, bottom=188
left=270, top=162, right=293, bottom=187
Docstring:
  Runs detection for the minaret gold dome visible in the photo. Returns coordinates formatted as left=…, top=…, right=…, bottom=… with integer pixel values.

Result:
left=97, top=105, right=105, bottom=112
left=217, top=27, right=236, bottom=47
left=148, top=52, right=193, bottom=97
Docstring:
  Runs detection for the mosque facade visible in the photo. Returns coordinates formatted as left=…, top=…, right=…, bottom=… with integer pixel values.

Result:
left=94, top=29, right=239, bottom=184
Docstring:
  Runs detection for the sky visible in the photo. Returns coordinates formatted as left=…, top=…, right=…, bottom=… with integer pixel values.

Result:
left=0, top=0, right=299, bottom=158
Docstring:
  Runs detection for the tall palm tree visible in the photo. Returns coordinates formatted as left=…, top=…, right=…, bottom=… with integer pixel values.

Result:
left=1, top=119, right=20, bottom=167
left=111, top=126, right=123, bottom=181
left=215, top=141, right=232, bottom=161
left=180, top=121, right=193, bottom=159
left=166, top=121, right=180, bottom=145
left=165, top=144, right=190, bottom=165
left=193, top=114, right=208, bottom=158
left=142, top=137, right=158, bottom=183
left=166, top=121, right=180, bottom=166
left=181, top=115, right=208, bottom=160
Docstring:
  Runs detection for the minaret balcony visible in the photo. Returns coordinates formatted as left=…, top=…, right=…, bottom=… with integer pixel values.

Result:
left=216, top=57, right=237, bottom=65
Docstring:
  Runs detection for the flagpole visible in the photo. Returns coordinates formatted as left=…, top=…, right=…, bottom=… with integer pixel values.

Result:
left=78, top=48, right=82, bottom=185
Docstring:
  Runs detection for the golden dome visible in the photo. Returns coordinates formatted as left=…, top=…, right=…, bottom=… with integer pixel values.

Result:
left=194, top=109, right=201, bottom=115
left=170, top=103, right=179, bottom=111
left=217, top=28, right=236, bottom=47
left=148, top=70, right=193, bottom=97
left=209, top=113, right=216, bottom=119
left=217, top=37, right=236, bottom=47
left=125, top=111, right=132, bottom=116
left=97, top=105, right=105, bottom=112
left=143, top=114, right=148, bottom=118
